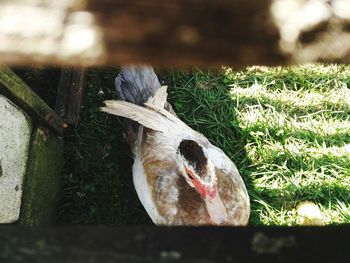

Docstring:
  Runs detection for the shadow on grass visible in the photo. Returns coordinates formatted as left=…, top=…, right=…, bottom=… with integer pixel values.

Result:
left=56, top=68, right=151, bottom=225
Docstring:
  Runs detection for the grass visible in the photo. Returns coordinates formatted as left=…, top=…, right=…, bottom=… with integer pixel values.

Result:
left=57, top=69, right=151, bottom=224
left=165, top=64, right=350, bottom=225
left=57, top=64, right=350, bottom=226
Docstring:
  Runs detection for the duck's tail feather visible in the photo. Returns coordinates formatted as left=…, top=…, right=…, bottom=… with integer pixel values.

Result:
left=115, top=65, right=161, bottom=106
left=101, top=100, right=169, bottom=133
left=114, top=65, right=162, bottom=137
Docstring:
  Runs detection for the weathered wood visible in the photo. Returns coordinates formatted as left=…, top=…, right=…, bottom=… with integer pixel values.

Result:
left=55, top=69, right=71, bottom=118
left=19, top=126, right=63, bottom=226
left=90, top=0, right=284, bottom=67
left=0, top=0, right=349, bottom=67
left=66, top=69, right=86, bottom=126
left=0, top=68, right=64, bottom=134
left=55, top=68, right=86, bottom=127
left=0, top=226, right=349, bottom=262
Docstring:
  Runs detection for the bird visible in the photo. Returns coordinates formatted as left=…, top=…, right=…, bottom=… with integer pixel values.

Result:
left=101, top=65, right=250, bottom=225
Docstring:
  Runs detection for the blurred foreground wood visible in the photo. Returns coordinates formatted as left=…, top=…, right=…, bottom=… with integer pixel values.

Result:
left=1, top=226, right=349, bottom=262
left=0, top=0, right=349, bottom=67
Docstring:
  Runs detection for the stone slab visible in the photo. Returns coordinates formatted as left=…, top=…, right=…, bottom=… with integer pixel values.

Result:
left=0, top=95, right=32, bottom=223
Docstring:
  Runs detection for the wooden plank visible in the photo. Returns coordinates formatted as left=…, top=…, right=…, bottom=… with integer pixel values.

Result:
left=66, top=69, right=86, bottom=126
left=0, top=68, right=64, bottom=134
left=55, top=68, right=86, bottom=127
left=55, top=69, right=71, bottom=119
left=19, top=126, right=63, bottom=226
left=90, top=0, right=284, bottom=67
left=0, top=226, right=349, bottom=262
left=0, top=0, right=349, bottom=67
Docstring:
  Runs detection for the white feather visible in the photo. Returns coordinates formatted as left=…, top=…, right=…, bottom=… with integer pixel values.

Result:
left=132, top=127, right=167, bottom=224
left=132, top=151, right=166, bottom=224
left=101, top=100, right=172, bottom=133
left=146, top=86, right=168, bottom=108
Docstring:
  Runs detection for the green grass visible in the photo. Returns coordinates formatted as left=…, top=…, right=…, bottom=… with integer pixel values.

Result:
left=57, top=64, right=350, bottom=226
left=57, top=69, right=150, bottom=224
left=165, top=64, right=350, bottom=225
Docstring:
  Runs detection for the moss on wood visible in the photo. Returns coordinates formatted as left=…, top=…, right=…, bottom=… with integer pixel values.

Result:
left=19, top=126, right=63, bottom=225
left=0, top=67, right=64, bottom=134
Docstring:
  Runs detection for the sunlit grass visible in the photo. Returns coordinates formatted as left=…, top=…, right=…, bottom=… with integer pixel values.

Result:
left=59, top=64, right=350, bottom=226
left=166, top=64, right=350, bottom=225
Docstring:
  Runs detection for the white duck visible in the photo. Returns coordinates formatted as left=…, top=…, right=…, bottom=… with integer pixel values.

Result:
left=101, top=65, right=250, bottom=225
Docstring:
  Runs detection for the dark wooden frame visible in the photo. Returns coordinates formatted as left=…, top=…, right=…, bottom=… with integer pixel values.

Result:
left=1, top=226, right=349, bottom=262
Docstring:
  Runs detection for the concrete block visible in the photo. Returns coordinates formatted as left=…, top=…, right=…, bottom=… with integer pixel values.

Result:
left=0, top=95, right=32, bottom=223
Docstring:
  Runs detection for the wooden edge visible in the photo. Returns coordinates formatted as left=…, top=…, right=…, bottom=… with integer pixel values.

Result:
left=0, top=0, right=349, bottom=67
left=0, top=67, right=64, bottom=135
left=0, top=226, right=349, bottom=262
left=19, top=125, right=64, bottom=226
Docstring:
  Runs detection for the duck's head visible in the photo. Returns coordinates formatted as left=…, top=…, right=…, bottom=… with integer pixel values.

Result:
left=176, top=139, right=227, bottom=224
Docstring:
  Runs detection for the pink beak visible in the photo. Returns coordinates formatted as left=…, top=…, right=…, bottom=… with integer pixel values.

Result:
left=193, top=181, right=227, bottom=224
left=203, top=188, right=228, bottom=225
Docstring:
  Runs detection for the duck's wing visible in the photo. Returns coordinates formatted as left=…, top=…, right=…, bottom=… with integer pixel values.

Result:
left=143, top=101, right=197, bottom=130
left=206, top=144, right=250, bottom=225
left=101, top=100, right=185, bottom=134
left=206, top=145, right=238, bottom=174
left=207, top=144, right=247, bottom=191
left=131, top=125, right=183, bottom=225
left=132, top=137, right=168, bottom=225
left=136, top=127, right=213, bottom=225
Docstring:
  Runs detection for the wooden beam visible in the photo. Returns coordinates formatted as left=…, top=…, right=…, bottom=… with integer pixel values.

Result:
left=0, top=226, right=349, bottom=262
left=0, top=0, right=349, bottom=67
left=90, top=0, right=284, bottom=67
left=55, top=68, right=87, bottom=127
left=0, top=68, right=64, bottom=134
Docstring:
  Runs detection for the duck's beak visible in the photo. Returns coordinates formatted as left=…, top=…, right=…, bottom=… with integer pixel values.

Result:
left=189, top=167, right=228, bottom=224
left=203, top=186, right=227, bottom=225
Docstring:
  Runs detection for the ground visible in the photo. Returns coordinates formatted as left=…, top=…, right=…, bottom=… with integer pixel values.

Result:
left=56, top=64, right=350, bottom=225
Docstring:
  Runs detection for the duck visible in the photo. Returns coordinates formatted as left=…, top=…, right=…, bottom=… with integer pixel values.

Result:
left=101, top=65, right=250, bottom=225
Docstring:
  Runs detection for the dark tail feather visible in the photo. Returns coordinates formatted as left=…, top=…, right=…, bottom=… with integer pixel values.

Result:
left=115, top=65, right=161, bottom=106
left=114, top=65, right=161, bottom=143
